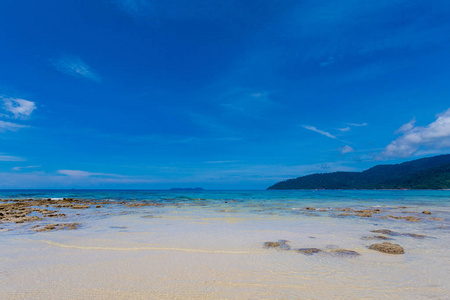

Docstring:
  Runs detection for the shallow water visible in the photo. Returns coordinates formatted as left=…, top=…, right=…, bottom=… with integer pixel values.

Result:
left=1, top=190, right=449, bottom=299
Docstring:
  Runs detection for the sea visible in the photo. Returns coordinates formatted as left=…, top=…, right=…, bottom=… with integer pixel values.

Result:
left=1, top=189, right=449, bottom=299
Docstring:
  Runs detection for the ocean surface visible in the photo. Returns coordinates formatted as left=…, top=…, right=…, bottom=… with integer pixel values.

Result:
left=1, top=190, right=449, bottom=299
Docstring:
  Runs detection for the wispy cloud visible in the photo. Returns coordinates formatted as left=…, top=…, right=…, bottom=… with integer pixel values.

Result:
left=0, top=171, right=158, bottom=188
left=12, top=165, right=40, bottom=171
left=382, top=108, right=450, bottom=158
left=346, top=122, right=368, bottom=127
left=302, top=125, right=337, bottom=140
left=57, top=169, right=124, bottom=178
left=0, top=154, right=25, bottom=161
left=0, top=120, right=27, bottom=132
left=51, top=55, right=101, bottom=82
left=204, top=160, right=240, bottom=164
left=337, top=127, right=351, bottom=132
left=339, top=145, right=354, bottom=155
left=1, top=96, right=36, bottom=119
left=394, top=118, right=416, bottom=134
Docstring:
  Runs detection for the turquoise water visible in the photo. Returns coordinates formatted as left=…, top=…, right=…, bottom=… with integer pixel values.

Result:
left=1, top=188, right=449, bottom=205
left=1, top=190, right=449, bottom=299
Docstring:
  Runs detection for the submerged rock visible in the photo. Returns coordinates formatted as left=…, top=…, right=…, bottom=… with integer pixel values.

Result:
left=338, top=213, right=351, bottom=217
left=71, top=205, right=90, bottom=209
left=297, top=248, right=322, bottom=255
left=263, top=240, right=291, bottom=250
left=369, top=242, right=404, bottom=254
left=371, top=229, right=428, bottom=238
left=357, top=213, right=372, bottom=218
left=33, top=223, right=81, bottom=232
left=361, top=235, right=392, bottom=240
left=430, top=217, right=444, bottom=221
left=385, top=215, right=421, bottom=222
left=330, top=249, right=360, bottom=256
left=340, top=208, right=353, bottom=212
left=371, top=229, right=392, bottom=235
left=402, top=233, right=428, bottom=238
left=355, top=209, right=380, bottom=214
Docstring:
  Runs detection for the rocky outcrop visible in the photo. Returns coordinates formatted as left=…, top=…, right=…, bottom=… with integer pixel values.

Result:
left=369, top=242, right=405, bottom=254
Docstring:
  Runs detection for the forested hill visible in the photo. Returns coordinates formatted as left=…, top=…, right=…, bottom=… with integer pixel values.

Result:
left=268, top=154, right=450, bottom=190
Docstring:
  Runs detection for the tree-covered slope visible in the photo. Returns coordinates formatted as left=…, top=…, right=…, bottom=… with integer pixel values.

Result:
left=268, top=154, right=450, bottom=190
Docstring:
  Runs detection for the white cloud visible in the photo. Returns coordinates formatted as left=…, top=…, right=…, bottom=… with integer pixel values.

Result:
left=395, top=118, right=416, bottom=134
left=52, top=55, right=101, bottom=82
left=0, top=120, right=27, bottom=132
left=337, top=127, right=351, bottom=132
left=346, top=122, right=368, bottom=127
left=57, top=169, right=124, bottom=178
left=1, top=97, right=36, bottom=119
left=339, top=145, right=354, bottom=155
left=382, top=108, right=450, bottom=158
left=12, top=165, right=40, bottom=171
left=302, top=125, right=337, bottom=139
left=0, top=154, right=25, bottom=161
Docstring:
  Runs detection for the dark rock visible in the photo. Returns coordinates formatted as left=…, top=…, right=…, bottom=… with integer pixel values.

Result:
left=385, top=215, right=421, bottom=222
left=340, top=208, right=353, bottom=212
left=264, top=241, right=281, bottom=248
left=402, top=233, right=428, bottom=238
left=371, top=229, right=392, bottom=235
left=361, top=235, right=392, bottom=240
left=34, top=223, right=81, bottom=232
left=357, top=213, right=372, bottom=217
left=297, top=248, right=322, bottom=255
left=71, top=205, right=89, bottom=209
left=422, top=211, right=431, bottom=215
left=338, top=213, right=351, bottom=217
left=330, top=249, right=360, bottom=256
left=263, top=240, right=291, bottom=250
left=369, top=242, right=404, bottom=254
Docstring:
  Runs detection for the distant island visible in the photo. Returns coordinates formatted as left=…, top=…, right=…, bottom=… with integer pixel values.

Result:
left=268, top=154, right=450, bottom=190
left=169, top=187, right=204, bottom=191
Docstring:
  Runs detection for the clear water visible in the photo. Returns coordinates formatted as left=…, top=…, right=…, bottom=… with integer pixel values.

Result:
left=1, top=190, right=449, bottom=299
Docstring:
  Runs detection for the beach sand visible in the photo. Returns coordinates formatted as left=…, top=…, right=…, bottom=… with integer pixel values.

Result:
left=1, top=196, right=449, bottom=299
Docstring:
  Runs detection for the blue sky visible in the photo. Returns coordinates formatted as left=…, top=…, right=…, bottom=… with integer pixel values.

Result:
left=1, top=0, right=450, bottom=189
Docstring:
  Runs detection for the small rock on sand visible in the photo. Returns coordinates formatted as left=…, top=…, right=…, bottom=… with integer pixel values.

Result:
left=361, top=235, right=392, bottom=240
left=357, top=213, right=372, bottom=217
left=297, top=248, right=322, bottom=255
left=263, top=240, right=291, bottom=250
left=369, top=242, right=404, bottom=254
left=330, top=249, right=360, bottom=256
left=385, top=215, right=421, bottom=222
left=71, top=205, right=90, bottom=209
left=371, top=229, right=392, bottom=235
left=33, top=223, right=81, bottom=232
